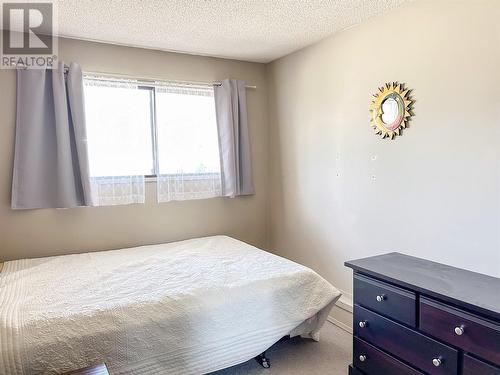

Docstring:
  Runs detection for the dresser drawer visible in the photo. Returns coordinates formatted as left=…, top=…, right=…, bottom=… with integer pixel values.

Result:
left=349, top=364, right=365, bottom=375
left=354, top=273, right=416, bottom=326
left=354, top=337, right=423, bottom=375
left=420, top=297, right=500, bottom=366
left=463, top=354, right=500, bottom=375
left=354, top=305, right=458, bottom=375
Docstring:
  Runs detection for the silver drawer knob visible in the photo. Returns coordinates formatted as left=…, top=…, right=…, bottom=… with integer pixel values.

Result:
left=359, top=321, right=367, bottom=328
left=359, top=355, right=367, bottom=362
left=454, top=325, right=464, bottom=336
left=376, top=294, right=386, bottom=302
left=432, top=358, right=442, bottom=367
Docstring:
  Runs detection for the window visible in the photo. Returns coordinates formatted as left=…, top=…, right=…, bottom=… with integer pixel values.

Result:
left=155, top=86, right=221, bottom=201
left=84, top=81, right=154, bottom=177
left=156, top=86, right=219, bottom=175
left=83, top=76, right=222, bottom=204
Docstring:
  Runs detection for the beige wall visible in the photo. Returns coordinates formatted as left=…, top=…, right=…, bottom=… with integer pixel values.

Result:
left=267, top=0, right=500, bottom=306
left=0, top=38, right=269, bottom=261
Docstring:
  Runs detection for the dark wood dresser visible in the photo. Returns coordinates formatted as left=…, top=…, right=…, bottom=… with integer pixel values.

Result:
left=345, top=252, right=500, bottom=375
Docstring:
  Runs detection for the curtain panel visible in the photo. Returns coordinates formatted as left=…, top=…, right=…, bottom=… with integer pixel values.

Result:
left=157, top=173, right=222, bottom=202
left=12, top=62, right=93, bottom=209
left=90, top=175, right=145, bottom=206
left=214, top=79, right=254, bottom=197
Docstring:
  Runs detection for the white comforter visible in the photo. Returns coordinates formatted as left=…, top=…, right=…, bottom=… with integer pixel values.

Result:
left=0, top=236, right=340, bottom=374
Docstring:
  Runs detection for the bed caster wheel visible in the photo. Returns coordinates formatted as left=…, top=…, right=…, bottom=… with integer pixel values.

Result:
left=255, top=352, right=271, bottom=368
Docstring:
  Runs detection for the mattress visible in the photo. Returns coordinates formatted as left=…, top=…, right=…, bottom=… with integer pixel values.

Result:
left=0, top=236, right=341, bottom=374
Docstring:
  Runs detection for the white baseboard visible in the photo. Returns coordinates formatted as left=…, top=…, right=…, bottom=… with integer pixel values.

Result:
left=327, top=314, right=352, bottom=334
left=327, top=290, right=353, bottom=334
left=336, top=292, right=353, bottom=313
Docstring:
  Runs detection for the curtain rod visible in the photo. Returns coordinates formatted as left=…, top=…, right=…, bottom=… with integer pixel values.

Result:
left=79, top=68, right=257, bottom=89
left=15, top=64, right=257, bottom=89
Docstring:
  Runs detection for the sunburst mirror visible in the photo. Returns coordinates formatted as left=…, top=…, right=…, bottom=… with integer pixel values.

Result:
left=369, top=82, right=414, bottom=139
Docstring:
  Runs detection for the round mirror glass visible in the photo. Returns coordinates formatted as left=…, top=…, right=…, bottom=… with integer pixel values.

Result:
left=381, top=97, right=399, bottom=125
left=369, top=82, right=414, bottom=139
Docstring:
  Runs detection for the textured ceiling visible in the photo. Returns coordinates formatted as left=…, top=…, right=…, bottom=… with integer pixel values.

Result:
left=57, top=0, right=408, bottom=63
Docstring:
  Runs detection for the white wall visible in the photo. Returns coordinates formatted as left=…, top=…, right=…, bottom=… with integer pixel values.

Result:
left=0, top=38, right=269, bottom=261
left=267, top=0, right=500, bottom=319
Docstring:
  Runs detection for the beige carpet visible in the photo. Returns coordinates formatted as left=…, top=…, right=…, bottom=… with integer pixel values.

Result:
left=210, top=322, right=352, bottom=375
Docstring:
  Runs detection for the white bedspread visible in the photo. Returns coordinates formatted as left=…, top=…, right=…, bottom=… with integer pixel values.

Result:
left=0, top=236, right=340, bottom=374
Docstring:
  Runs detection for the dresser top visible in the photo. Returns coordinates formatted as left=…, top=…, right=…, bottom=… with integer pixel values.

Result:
left=345, top=252, right=500, bottom=321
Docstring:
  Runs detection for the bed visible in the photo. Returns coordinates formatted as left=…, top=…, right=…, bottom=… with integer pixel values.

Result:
left=0, top=236, right=341, bottom=374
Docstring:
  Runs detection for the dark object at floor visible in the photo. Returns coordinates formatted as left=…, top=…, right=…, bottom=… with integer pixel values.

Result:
left=255, top=352, right=271, bottom=368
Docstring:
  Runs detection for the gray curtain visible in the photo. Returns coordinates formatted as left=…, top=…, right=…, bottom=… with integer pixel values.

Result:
left=12, top=61, right=93, bottom=209
left=214, top=79, right=254, bottom=197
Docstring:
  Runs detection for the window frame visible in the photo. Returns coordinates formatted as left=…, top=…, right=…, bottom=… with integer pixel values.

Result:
left=137, top=85, right=159, bottom=180
left=84, top=77, right=220, bottom=182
